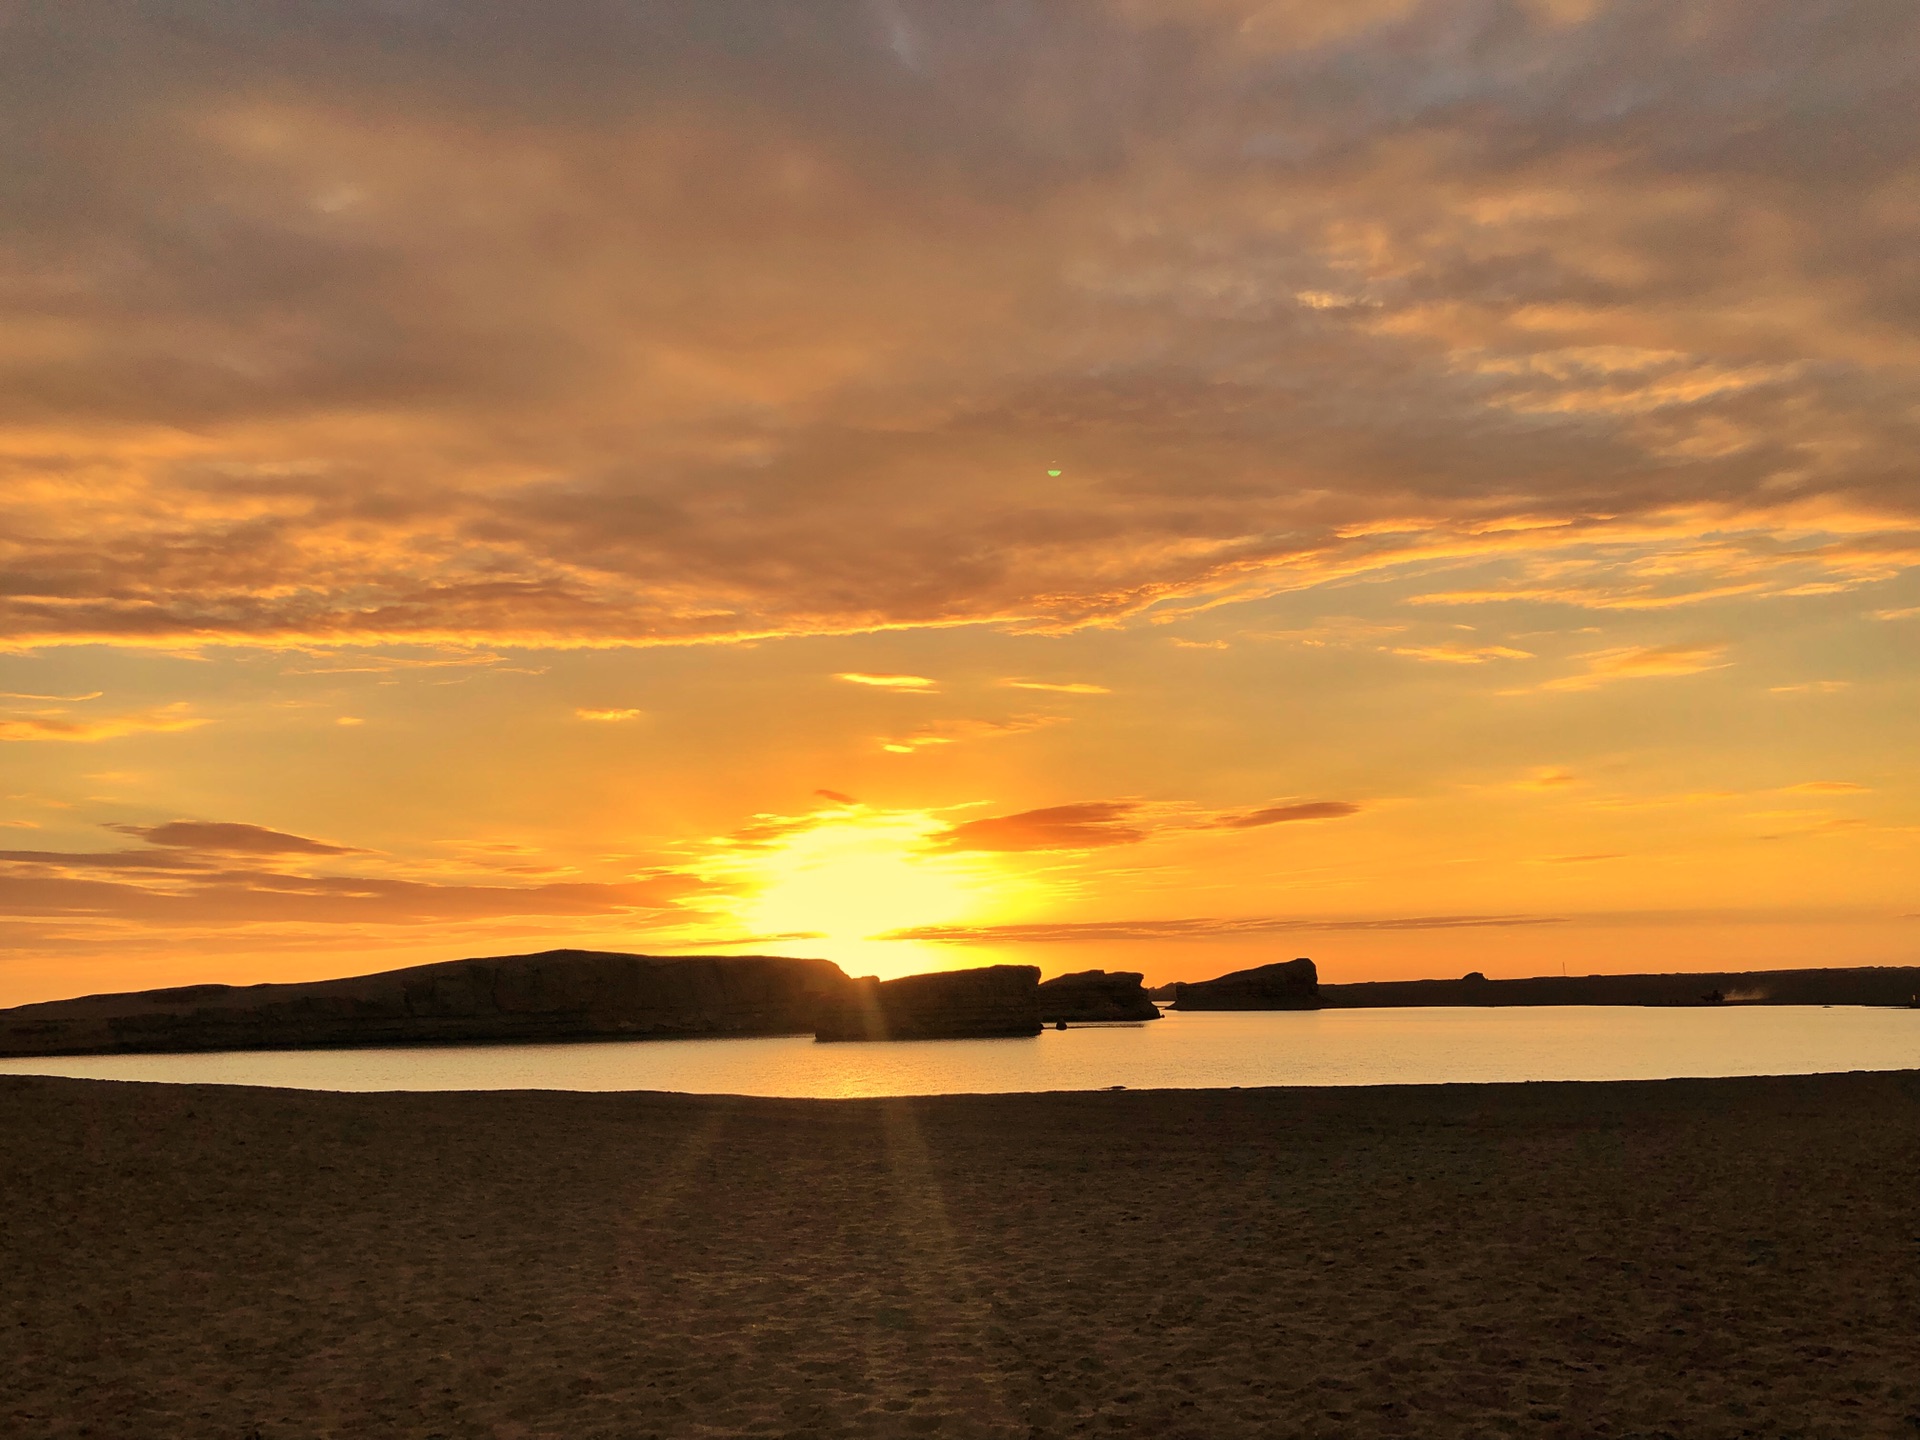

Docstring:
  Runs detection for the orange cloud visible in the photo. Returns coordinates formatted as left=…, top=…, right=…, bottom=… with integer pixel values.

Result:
left=1391, top=643, right=1534, bottom=664
left=879, top=714, right=1058, bottom=754
left=0, top=5, right=1914, bottom=660
left=838, top=674, right=938, bottom=690
left=0, top=816, right=714, bottom=934
left=108, top=821, right=358, bottom=856
left=0, top=704, right=207, bottom=743
left=1534, top=643, right=1730, bottom=693
left=1001, top=679, right=1111, bottom=694
left=927, top=802, right=1149, bottom=853
left=1212, top=801, right=1362, bottom=829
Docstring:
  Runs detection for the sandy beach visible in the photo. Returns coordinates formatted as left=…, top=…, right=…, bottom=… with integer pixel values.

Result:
left=5, top=1071, right=1919, bottom=1439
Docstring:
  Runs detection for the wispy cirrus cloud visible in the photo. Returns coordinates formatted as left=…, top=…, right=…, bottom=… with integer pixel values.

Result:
left=879, top=714, right=1058, bottom=754
left=1000, top=679, right=1111, bottom=695
left=1531, top=643, right=1731, bottom=693
left=926, top=796, right=1363, bottom=851
left=838, top=674, right=939, bottom=691
left=1391, top=643, right=1534, bottom=664
left=0, top=703, right=208, bottom=743
left=1211, top=801, right=1362, bottom=829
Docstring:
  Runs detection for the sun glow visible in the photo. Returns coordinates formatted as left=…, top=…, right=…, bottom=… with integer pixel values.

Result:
left=722, top=809, right=1030, bottom=979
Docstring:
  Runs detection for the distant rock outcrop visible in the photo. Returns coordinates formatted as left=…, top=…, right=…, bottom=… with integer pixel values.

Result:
left=1316, top=965, right=1920, bottom=1009
left=0, top=950, right=855, bottom=1057
left=1036, top=970, right=1161, bottom=1023
left=814, top=965, right=1042, bottom=1041
left=1172, top=958, right=1320, bottom=1010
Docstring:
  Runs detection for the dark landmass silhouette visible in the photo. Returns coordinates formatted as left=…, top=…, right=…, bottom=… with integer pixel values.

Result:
left=1172, top=958, right=1321, bottom=1010
left=1036, top=970, right=1161, bottom=1023
left=0, top=950, right=856, bottom=1057
left=5, top=952, right=1917, bottom=1058
left=1161, top=960, right=1920, bottom=1011
left=1318, top=966, right=1920, bottom=1009
left=815, top=965, right=1042, bottom=1041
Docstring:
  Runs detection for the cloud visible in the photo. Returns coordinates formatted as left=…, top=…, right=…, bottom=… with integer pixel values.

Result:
left=925, top=795, right=1364, bottom=846
left=1780, top=781, right=1870, bottom=794
left=1391, top=644, right=1533, bottom=664
left=1000, top=679, right=1111, bottom=694
left=813, top=789, right=857, bottom=805
left=927, top=802, right=1148, bottom=853
left=885, top=913, right=1567, bottom=943
left=109, top=821, right=357, bottom=855
left=575, top=706, right=643, bottom=721
left=282, top=652, right=517, bottom=676
left=879, top=714, right=1058, bottom=753
left=837, top=673, right=939, bottom=690
left=0, top=870, right=708, bottom=927
left=0, top=816, right=718, bottom=936
left=0, top=704, right=209, bottom=743
left=0, top=2, right=1915, bottom=653
left=1212, top=801, right=1361, bottom=829
left=0, top=847, right=215, bottom=873
left=1514, top=768, right=1580, bottom=790
left=1533, top=643, right=1730, bottom=693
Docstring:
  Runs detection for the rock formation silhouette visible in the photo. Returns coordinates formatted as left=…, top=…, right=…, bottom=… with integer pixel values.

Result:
left=814, top=965, right=1042, bottom=1041
left=1036, top=970, right=1161, bottom=1023
left=1172, top=958, right=1321, bottom=1010
left=0, top=950, right=854, bottom=1056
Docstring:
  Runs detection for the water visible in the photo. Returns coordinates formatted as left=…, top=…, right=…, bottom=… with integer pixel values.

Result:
left=2, top=1006, right=1915, bottom=1097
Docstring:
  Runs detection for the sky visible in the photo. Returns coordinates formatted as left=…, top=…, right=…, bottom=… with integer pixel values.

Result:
left=1, top=0, right=1916, bottom=1006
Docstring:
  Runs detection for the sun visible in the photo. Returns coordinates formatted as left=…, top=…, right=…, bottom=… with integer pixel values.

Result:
left=721, top=808, right=1028, bottom=978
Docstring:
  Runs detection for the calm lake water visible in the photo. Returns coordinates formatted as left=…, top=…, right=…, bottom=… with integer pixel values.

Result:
left=2, top=1006, right=1917, bottom=1097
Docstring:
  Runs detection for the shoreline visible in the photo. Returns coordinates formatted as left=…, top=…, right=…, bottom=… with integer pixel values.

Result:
left=7, top=1070, right=1919, bottom=1437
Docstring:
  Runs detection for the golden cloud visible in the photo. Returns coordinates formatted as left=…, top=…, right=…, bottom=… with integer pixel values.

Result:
left=837, top=674, right=938, bottom=691
left=926, top=802, right=1150, bottom=853
left=0, top=4, right=1913, bottom=655
left=1533, top=643, right=1731, bottom=693
left=0, top=703, right=208, bottom=743
left=1001, top=680, right=1112, bottom=694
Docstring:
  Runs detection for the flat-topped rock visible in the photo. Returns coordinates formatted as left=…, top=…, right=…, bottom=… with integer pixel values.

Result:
left=0, top=950, right=855, bottom=1057
left=815, top=964, right=1042, bottom=1041
left=1037, top=970, right=1161, bottom=1023
left=1172, top=957, right=1320, bottom=1011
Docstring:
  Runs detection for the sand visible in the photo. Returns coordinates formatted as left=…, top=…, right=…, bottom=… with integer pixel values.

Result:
left=4, top=1072, right=1919, bottom=1439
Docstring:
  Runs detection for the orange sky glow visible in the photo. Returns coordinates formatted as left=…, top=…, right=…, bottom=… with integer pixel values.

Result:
left=1, top=1, right=1916, bottom=1005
